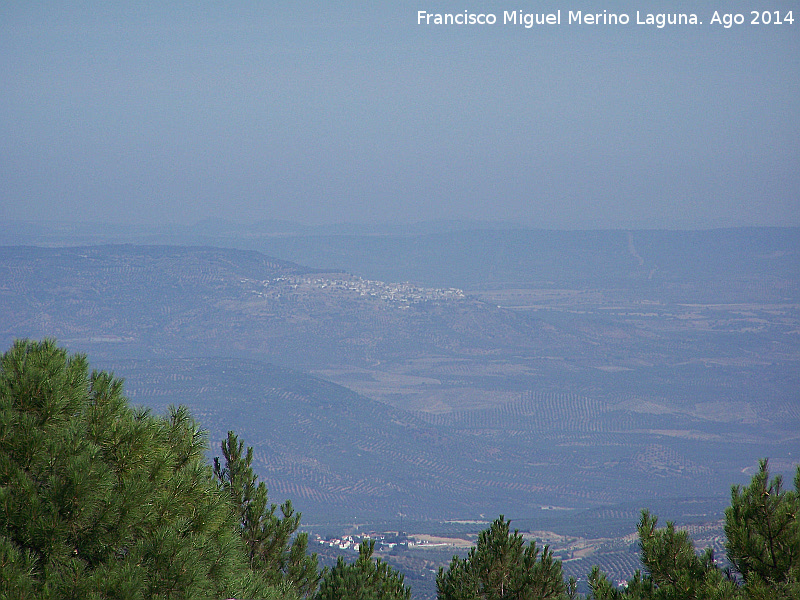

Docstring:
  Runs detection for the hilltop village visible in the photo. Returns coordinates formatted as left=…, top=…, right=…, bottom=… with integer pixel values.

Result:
left=257, top=274, right=465, bottom=306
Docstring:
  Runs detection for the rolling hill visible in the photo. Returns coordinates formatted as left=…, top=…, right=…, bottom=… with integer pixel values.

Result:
left=2, top=236, right=797, bottom=526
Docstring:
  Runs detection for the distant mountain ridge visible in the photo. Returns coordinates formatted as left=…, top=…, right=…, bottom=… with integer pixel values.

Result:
left=3, top=223, right=796, bottom=294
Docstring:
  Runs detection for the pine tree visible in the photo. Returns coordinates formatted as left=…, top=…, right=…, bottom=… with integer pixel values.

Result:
left=214, top=430, right=321, bottom=597
left=0, top=339, right=284, bottom=599
left=587, top=510, right=740, bottom=600
left=587, top=462, right=800, bottom=600
left=724, top=459, right=800, bottom=599
left=314, top=539, right=411, bottom=600
left=436, top=515, right=566, bottom=599
left=636, top=510, right=737, bottom=600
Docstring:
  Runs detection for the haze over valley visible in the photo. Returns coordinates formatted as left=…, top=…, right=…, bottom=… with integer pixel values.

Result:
left=3, top=225, right=797, bottom=515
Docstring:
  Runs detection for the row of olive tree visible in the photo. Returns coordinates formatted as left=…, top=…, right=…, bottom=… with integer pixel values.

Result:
left=213, top=429, right=799, bottom=600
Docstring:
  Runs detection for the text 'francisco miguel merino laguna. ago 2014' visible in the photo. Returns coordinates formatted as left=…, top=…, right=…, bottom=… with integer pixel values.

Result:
left=416, top=10, right=703, bottom=28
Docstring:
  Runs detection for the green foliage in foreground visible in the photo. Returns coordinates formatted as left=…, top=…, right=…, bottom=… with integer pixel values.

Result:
left=588, top=460, right=800, bottom=600
left=213, top=430, right=321, bottom=597
left=724, top=460, right=800, bottom=599
left=0, top=339, right=288, bottom=599
left=436, top=515, right=574, bottom=599
left=314, top=539, right=411, bottom=600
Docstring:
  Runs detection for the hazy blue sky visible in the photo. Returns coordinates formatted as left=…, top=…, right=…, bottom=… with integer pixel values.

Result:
left=2, top=1, right=798, bottom=229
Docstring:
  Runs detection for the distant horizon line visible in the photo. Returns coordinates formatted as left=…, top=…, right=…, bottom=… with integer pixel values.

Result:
left=3, top=217, right=798, bottom=235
